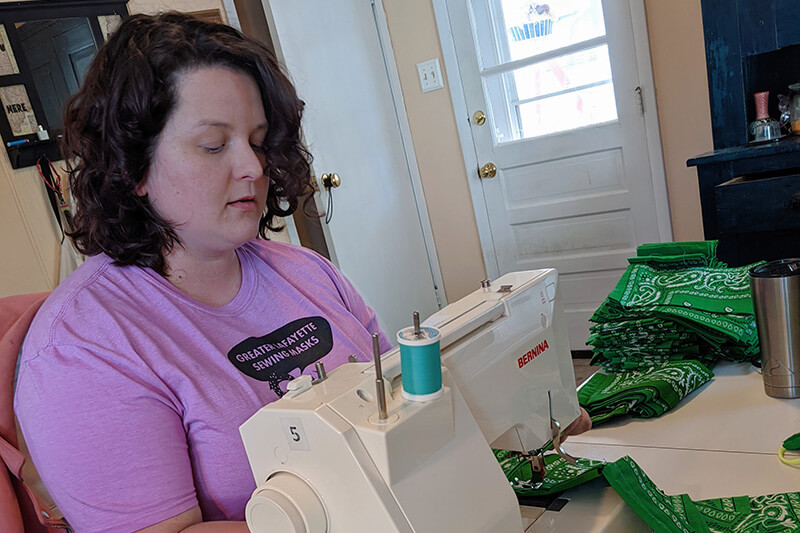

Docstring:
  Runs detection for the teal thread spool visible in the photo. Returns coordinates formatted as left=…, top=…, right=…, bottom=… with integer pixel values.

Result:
left=397, top=325, right=442, bottom=401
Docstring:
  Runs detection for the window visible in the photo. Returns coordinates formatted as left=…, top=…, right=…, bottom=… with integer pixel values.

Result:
left=471, top=0, right=618, bottom=143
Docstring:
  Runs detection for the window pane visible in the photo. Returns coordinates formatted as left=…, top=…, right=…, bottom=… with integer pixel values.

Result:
left=517, top=83, right=617, bottom=138
left=512, top=45, right=613, bottom=101
left=502, top=0, right=606, bottom=62
left=483, top=44, right=617, bottom=142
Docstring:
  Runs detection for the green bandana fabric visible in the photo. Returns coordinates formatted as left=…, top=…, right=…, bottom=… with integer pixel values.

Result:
left=577, top=360, right=714, bottom=425
left=779, top=433, right=800, bottom=467
left=635, top=240, right=720, bottom=260
left=588, top=241, right=761, bottom=372
left=604, top=456, right=800, bottom=533
left=631, top=240, right=725, bottom=270
left=609, top=262, right=755, bottom=315
left=603, top=456, right=696, bottom=532
left=784, top=433, right=800, bottom=451
left=493, top=450, right=606, bottom=497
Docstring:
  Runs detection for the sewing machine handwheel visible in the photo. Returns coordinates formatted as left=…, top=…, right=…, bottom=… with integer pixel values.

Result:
left=246, top=472, right=327, bottom=532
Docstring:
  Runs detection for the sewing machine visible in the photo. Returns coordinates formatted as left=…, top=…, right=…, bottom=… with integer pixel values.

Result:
left=239, top=270, right=581, bottom=532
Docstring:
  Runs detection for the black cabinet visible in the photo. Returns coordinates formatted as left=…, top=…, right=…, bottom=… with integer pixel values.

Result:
left=715, top=173, right=800, bottom=265
left=689, top=1, right=800, bottom=265
left=699, top=0, right=800, bottom=150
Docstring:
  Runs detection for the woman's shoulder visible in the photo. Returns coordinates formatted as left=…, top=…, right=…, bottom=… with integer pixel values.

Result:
left=25, top=254, right=150, bottom=350
left=241, top=239, right=365, bottom=311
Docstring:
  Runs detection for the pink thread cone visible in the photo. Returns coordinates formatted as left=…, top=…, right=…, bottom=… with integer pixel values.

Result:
left=754, top=91, right=770, bottom=120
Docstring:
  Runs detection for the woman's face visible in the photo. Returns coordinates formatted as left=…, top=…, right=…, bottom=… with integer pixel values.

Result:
left=138, top=66, right=269, bottom=259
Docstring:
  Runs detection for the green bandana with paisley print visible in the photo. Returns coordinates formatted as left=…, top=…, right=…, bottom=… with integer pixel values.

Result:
left=577, top=360, right=714, bottom=425
left=604, top=456, right=800, bottom=533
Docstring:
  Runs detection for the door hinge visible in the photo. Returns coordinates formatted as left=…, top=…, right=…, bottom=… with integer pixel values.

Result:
left=635, top=86, right=644, bottom=114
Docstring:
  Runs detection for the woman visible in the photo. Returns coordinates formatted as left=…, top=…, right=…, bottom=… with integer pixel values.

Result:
left=14, top=13, right=391, bottom=532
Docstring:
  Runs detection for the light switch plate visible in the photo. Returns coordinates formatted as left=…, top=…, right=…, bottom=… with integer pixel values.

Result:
left=416, top=58, right=444, bottom=93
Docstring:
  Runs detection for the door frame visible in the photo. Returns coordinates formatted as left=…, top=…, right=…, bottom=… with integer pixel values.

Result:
left=432, top=0, right=672, bottom=280
left=257, top=0, right=446, bottom=307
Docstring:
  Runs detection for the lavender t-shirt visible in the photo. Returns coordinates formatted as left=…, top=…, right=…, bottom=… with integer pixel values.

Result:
left=14, top=240, right=392, bottom=532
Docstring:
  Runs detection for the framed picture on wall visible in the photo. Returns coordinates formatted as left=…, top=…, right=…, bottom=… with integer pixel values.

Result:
left=0, top=25, right=20, bottom=76
left=0, top=84, right=37, bottom=136
left=97, top=14, right=123, bottom=41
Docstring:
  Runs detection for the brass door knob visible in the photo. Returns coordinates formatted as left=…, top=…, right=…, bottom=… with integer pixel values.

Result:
left=479, top=162, right=497, bottom=179
left=321, top=173, right=341, bottom=189
left=473, top=110, right=486, bottom=126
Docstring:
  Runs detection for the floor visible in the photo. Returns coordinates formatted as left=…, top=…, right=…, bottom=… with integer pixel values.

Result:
left=573, top=357, right=599, bottom=387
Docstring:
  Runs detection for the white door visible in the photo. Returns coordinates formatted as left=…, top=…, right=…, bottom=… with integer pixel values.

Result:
left=262, top=0, right=441, bottom=340
left=443, top=0, right=669, bottom=348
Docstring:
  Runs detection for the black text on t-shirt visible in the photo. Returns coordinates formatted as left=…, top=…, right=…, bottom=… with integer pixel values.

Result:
left=227, top=316, right=334, bottom=395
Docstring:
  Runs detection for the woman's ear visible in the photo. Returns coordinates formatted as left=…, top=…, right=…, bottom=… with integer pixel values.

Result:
left=135, top=177, right=148, bottom=197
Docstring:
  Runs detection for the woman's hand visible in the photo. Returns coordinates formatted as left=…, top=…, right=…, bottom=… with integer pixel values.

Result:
left=562, top=407, right=592, bottom=441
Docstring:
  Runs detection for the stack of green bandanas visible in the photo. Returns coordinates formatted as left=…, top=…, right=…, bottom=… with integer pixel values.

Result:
left=588, top=241, right=761, bottom=372
left=577, top=360, right=714, bottom=425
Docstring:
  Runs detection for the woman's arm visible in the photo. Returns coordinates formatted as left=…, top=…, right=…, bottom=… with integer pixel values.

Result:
left=16, top=344, right=202, bottom=532
left=137, top=506, right=248, bottom=532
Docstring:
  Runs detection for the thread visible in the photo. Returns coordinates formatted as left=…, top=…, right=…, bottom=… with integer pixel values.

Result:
left=397, top=326, right=442, bottom=401
left=754, top=91, right=770, bottom=121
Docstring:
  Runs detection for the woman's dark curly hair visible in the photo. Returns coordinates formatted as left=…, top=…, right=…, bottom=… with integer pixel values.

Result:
left=62, top=12, right=312, bottom=275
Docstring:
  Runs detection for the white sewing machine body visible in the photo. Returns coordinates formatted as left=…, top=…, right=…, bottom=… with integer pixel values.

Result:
left=240, top=270, right=581, bottom=532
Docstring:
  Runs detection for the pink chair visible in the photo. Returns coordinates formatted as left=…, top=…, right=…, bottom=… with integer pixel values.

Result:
left=0, top=292, right=70, bottom=532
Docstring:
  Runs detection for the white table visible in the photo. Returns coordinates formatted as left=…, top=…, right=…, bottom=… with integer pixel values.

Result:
left=523, top=362, right=800, bottom=531
left=566, top=361, right=800, bottom=499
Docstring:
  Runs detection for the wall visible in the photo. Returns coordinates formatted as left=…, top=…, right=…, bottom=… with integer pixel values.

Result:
left=0, top=0, right=62, bottom=297
left=381, top=0, right=711, bottom=302
left=0, top=163, right=59, bottom=295
left=643, top=0, right=709, bottom=241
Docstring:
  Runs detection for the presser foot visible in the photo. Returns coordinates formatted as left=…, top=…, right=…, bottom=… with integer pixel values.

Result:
left=546, top=390, right=578, bottom=466
left=511, top=449, right=546, bottom=489
left=550, top=418, right=578, bottom=466
left=513, top=411, right=578, bottom=484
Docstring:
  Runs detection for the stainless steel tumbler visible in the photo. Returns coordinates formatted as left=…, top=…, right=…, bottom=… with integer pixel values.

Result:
left=749, top=259, right=800, bottom=398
